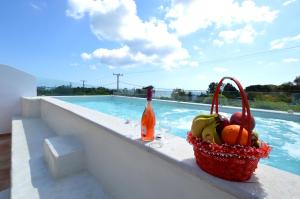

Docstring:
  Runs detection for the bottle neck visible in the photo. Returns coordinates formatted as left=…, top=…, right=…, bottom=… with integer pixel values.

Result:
left=146, top=88, right=153, bottom=101
left=146, top=100, right=152, bottom=106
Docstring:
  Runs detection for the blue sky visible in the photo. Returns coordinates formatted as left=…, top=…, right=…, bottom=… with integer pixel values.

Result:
left=0, top=0, right=299, bottom=90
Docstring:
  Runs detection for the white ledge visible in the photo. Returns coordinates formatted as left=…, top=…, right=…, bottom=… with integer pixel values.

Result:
left=22, top=96, right=300, bottom=199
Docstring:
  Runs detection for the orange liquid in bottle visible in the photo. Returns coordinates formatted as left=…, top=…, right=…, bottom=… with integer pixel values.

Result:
left=141, top=102, right=156, bottom=141
left=141, top=86, right=156, bottom=141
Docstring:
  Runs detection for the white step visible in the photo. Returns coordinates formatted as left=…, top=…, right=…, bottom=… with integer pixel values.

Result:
left=44, top=135, right=84, bottom=178
left=11, top=117, right=110, bottom=199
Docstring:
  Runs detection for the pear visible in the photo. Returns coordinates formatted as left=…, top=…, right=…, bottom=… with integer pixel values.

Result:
left=201, top=122, right=222, bottom=145
left=191, top=114, right=218, bottom=138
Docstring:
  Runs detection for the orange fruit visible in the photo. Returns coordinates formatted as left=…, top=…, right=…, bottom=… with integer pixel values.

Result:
left=221, top=125, right=248, bottom=146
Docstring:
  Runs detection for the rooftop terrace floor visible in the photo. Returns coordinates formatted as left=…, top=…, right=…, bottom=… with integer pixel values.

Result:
left=11, top=118, right=110, bottom=199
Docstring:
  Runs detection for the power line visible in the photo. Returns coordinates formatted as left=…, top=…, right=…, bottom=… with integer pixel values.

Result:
left=119, top=80, right=144, bottom=88
left=101, top=81, right=117, bottom=86
left=197, top=45, right=300, bottom=65
left=119, top=81, right=177, bottom=90
left=124, top=69, right=159, bottom=75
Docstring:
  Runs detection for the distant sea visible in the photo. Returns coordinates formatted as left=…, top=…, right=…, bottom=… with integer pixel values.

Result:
left=154, top=90, right=206, bottom=98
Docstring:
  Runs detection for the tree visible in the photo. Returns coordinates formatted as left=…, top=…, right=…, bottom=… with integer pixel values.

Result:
left=222, top=83, right=239, bottom=99
left=207, top=82, right=218, bottom=94
left=171, top=88, right=186, bottom=100
left=37, top=85, right=112, bottom=96
left=278, top=82, right=294, bottom=92
left=294, top=76, right=300, bottom=85
left=134, top=88, right=147, bottom=98
left=245, top=85, right=275, bottom=92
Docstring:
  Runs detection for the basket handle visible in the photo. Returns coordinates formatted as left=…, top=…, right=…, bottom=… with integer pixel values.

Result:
left=210, top=77, right=253, bottom=146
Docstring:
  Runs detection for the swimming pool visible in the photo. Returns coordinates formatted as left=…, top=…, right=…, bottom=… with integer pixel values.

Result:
left=58, top=96, right=300, bottom=176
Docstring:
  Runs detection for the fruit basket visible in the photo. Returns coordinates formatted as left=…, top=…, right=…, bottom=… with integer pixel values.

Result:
left=187, top=77, right=271, bottom=181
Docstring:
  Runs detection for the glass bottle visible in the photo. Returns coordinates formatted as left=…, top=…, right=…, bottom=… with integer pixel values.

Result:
left=141, top=86, right=156, bottom=141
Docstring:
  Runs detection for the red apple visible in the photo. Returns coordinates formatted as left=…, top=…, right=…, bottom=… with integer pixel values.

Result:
left=216, top=114, right=230, bottom=135
left=230, top=112, right=255, bottom=130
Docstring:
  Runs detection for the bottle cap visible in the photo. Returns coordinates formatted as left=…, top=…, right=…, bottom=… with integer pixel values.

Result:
left=146, top=86, right=154, bottom=101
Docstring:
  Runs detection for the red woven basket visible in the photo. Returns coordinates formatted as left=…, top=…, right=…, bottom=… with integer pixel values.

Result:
left=187, top=77, right=271, bottom=181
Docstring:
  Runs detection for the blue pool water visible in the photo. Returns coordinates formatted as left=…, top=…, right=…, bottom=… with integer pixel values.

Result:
left=59, top=96, right=300, bottom=176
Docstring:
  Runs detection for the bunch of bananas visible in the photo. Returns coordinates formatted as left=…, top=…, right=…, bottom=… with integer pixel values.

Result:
left=191, top=114, right=222, bottom=145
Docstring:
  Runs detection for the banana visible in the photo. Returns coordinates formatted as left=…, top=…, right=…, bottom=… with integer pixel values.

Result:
left=192, top=114, right=217, bottom=123
left=191, top=114, right=218, bottom=138
left=201, top=122, right=222, bottom=145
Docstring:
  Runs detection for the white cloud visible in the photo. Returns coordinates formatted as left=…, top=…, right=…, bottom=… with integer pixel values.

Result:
left=158, top=5, right=164, bottom=11
left=89, top=65, right=97, bottom=70
left=67, top=0, right=191, bottom=69
left=108, top=65, right=116, bottom=69
left=213, top=25, right=257, bottom=46
left=30, top=3, right=42, bottom=10
left=193, top=45, right=204, bottom=56
left=177, top=60, right=199, bottom=68
left=196, top=74, right=207, bottom=80
left=282, top=58, right=299, bottom=63
left=81, top=52, right=92, bottom=60
left=70, top=63, right=79, bottom=67
left=283, top=0, right=297, bottom=6
left=213, top=67, right=228, bottom=73
left=212, top=40, right=224, bottom=47
left=193, top=45, right=200, bottom=51
left=190, top=61, right=199, bottom=67
left=81, top=46, right=156, bottom=66
left=257, top=61, right=264, bottom=65
left=166, top=0, right=278, bottom=36
left=270, top=34, right=300, bottom=49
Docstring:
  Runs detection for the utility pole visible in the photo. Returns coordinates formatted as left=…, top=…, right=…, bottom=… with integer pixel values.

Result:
left=113, top=73, right=123, bottom=91
left=80, top=80, right=86, bottom=88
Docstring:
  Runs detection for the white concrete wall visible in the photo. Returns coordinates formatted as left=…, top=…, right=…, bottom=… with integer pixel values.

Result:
left=0, top=64, right=36, bottom=133
left=38, top=98, right=237, bottom=199
left=21, top=97, right=40, bottom=118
